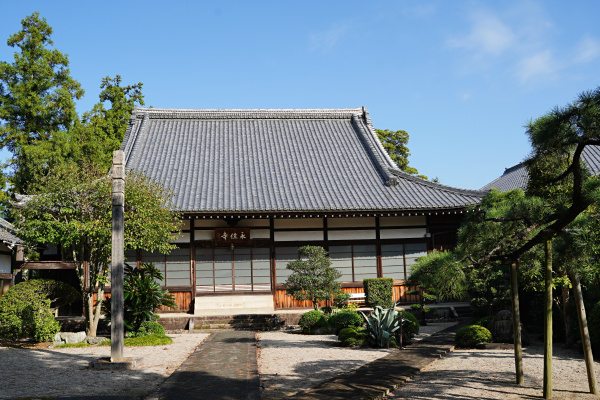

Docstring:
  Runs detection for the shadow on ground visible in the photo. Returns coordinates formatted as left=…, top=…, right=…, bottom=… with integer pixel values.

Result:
left=0, top=346, right=162, bottom=399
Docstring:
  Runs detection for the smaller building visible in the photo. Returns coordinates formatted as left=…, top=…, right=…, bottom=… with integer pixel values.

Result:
left=481, top=146, right=600, bottom=192
left=0, top=218, right=23, bottom=297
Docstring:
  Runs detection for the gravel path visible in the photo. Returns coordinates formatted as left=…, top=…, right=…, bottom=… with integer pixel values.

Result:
left=5, top=322, right=599, bottom=400
left=387, top=341, right=600, bottom=400
left=257, top=322, right=456, bottom=398
left=0, top=333, right=210, bottom=399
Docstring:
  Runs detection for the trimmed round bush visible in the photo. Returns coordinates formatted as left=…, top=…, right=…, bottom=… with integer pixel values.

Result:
left=299, top=310, right=327, bottom=334
left=333, top=291, right=350, bottom=308
left=338, top=326, right=367, bottom=347
left=328, top=310, right=363, bottom=333
left=455, top=325, right=493, bottom=348
left=0, top=279, right=77, bottom=341
left=401, top=311, right=419, bottom=344
left=137, top=321, right=166, bottom=336
left=473, top=316, right=493, bottom=328
left=320, top=306, right=333, bottom=315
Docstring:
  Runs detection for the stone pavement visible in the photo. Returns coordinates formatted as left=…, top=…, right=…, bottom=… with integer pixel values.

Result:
left=292, top=323, right=462, bottom=400
left=146, top=330, right=261, bottom=400
left=144, top=323, right=460, bottom=400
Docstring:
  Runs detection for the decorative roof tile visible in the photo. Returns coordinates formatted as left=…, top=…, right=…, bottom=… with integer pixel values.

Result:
left=121, top=107, right=485, bottom=213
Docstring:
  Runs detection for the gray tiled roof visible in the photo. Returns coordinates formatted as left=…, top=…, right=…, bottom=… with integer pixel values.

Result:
left=480, top=163, right=529, bottom=192
left=121, top=107, right=485, bottom=213
left=481, top=146, right=600, bottom=192
left=0, top=217, right=22, bottom=245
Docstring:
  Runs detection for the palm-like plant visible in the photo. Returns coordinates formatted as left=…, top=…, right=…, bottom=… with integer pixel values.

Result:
left=361, top=306, right=404, bottom=348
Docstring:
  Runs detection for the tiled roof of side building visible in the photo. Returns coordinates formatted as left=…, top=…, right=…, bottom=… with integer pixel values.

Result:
left=480, top=163, right=529, bottom=192
left=120, top=107, right=486, bottom=213
left=0, top=217, right=23, bottom=246
left=481, top=145, right=600, bottom=192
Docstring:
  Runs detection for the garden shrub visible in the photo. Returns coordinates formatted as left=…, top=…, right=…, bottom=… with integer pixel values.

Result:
left=103, top=262, right=176, bottom=332
left=298, top=310, right=327, bottom=334
left=455, top=325, right=493, bottom=348
left=473, top=316, right=493, bottom=328
left=0, top=279, right=78, bottom=341
left=284, top=246, right=342, bottom=309
left=363, top=306, right=402, bottom=348
left=320, top=306, right=333, bottom=315
left=333, top=291, right=350, bottom=308
left=363, top=278, right=394, bottom=308
left=328, top=310, right=363, bottom=333
left=338, top=326, right=367, bottom=347
left=137, top=321, right=166, bottom=336
left=401, top=310, right=420, bottom=344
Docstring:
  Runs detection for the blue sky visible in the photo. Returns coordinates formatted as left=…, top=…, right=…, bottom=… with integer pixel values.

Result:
left=1, top=1, right=599, bottom=190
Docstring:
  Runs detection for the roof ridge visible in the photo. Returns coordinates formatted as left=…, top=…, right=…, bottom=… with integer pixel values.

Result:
left=358, top=107, right=402, bottom=173
left=132, top=107, right=364, bottom=120
left=503, top=162, right=525, bottom=174
left=122, top=108, right=147, bottom=165
left=351, top=114, right=399, bottom=186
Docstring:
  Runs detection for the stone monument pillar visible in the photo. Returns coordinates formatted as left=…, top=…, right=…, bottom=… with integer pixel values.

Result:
left=111, top=150, right=125, bottom=362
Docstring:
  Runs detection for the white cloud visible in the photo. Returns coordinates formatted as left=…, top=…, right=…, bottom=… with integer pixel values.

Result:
left=447, top=10, right=516, bottom=57
left=308, top=23, right=349, bottom=53
left=515, top=51, right=557, bottom=84
left=574, top=36, right=600, bottom=64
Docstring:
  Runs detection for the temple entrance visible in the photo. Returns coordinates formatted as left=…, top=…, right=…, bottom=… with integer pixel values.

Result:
left=195, top=247, right=271, bottom=293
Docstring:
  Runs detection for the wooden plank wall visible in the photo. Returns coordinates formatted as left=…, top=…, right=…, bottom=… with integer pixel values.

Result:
left=159, top=291, right=192, bottom=312
left=95, top=290, right=191, bottom=313
left=393, top=284, right=421, bottom=304
left=274, top=284, right=422, bottom=309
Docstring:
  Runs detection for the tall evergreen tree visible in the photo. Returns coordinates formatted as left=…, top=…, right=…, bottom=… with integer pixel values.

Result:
left=0, top=12, right=84, bottom=195
left=72, top=75, right=144, bottom=171
left=376, top=129, right=427, bottom=179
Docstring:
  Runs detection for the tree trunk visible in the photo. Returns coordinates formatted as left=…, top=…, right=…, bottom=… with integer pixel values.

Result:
left=543, top=239, right=553, bottom=399
left=84, top=287, right=103, bottom=337
left=569, top=270, right=598, bottom=394
left=85, top=293, right=97, bottom=337
left=420, top=290, right=427, bottom=326
left=510, top=262, right=524, bottom=385
left=561, top=271, right=574, bottom=348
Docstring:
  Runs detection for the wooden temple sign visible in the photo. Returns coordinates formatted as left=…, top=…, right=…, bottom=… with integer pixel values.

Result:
left=214, top=228, right=251, bottom=245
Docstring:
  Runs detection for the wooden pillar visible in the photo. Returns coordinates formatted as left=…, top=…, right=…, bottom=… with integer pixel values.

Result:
left=510, top=262, right=524, bottom=384
left=570, top=270, right=598, bottom=394
left=543, top=238, right=553, bottom=399
left=111, top=150, right=125, bottom=362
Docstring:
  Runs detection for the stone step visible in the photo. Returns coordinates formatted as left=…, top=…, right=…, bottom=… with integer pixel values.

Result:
left=195, top=307, right=276, bottom=316
left=194, top=294, right=275, bottom=316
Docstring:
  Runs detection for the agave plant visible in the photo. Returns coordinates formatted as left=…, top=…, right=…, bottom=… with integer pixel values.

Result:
left=361, top=306, right=403, bottom=348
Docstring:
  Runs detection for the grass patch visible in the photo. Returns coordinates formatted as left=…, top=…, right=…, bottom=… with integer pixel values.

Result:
left=55, top=342, right=92, bottom=348
left=101, top=334, right=173, bottom=347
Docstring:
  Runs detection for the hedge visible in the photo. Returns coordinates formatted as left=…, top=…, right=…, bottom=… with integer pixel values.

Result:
left=363, top=278, right=394, bottom=308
